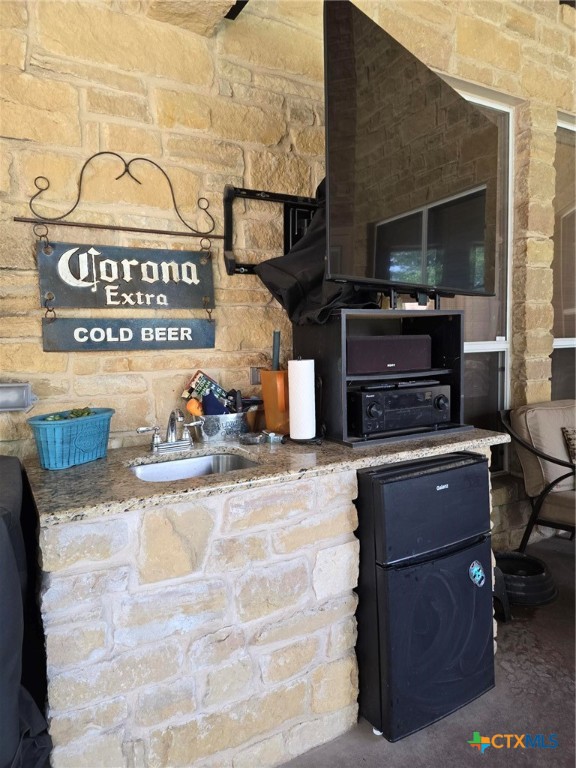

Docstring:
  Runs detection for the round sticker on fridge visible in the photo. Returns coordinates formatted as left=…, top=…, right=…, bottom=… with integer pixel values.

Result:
left=469, top=560, right=486, bottom=587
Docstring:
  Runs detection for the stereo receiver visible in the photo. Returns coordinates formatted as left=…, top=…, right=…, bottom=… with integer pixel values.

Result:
left=347, top=383, right=451, bottom=437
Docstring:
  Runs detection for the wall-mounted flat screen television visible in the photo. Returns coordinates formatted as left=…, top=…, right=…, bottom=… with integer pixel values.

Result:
left=323, top=0, right=500, bottom=299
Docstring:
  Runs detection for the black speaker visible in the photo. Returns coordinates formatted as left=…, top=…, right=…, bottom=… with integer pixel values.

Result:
left=346, top=335, right=431, bottom=375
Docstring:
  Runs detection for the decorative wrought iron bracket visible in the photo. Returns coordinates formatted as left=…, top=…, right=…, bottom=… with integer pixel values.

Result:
left=14, top=152, right=224, bottom=244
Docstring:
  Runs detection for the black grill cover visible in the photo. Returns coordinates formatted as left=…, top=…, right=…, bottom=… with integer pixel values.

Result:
left=0, top=457, right=52, bottom=768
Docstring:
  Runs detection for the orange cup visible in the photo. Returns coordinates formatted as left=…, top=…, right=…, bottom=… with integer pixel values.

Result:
left=261, top=370, right=290, bottom=434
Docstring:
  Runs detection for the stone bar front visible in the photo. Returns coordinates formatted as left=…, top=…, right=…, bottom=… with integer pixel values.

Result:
left=27, top=430, right=508, bottom=767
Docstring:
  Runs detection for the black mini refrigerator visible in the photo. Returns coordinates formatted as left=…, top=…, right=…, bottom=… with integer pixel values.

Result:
left=355, top=452, right=494, bottom=742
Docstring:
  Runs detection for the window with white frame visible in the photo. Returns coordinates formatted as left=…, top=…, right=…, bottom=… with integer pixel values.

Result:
left=439, top=97, right=512, bottom=472
left=552, top=120, right=576, bottom=401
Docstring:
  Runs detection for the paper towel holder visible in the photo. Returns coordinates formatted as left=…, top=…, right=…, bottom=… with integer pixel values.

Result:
left=287, top=371, right=324, bottom=445
left=287, top=358, right=322, bottom=443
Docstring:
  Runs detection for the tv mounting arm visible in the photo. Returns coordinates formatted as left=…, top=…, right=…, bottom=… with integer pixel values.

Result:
left=223, top=185, right=318, bottom=275
left=387, top=287, right=444, bottom=310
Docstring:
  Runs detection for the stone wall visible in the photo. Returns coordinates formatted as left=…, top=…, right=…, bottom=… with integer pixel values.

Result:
left=40, top=470, right=359, bottom=767
left=1, top=0, right=574, bottom=458
left=0, top=0, right=326, bottom=457
left=491, top=474, right=531, bottom=550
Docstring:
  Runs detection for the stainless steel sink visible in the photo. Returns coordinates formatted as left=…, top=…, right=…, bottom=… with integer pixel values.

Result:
left=130, top=453, right=258, bottom=482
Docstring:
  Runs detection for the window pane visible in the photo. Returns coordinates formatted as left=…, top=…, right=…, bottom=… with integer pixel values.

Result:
left=441, top=105, right=509, bottom=341
left=463, top=352, right=506, bottom=471
left=551, top=348, right=575, bottom=400
left=374, top=212, right=423, bottom=284
left=553, top=126, right=576, bottom=338
left=427, top=189, right=488, bottom=292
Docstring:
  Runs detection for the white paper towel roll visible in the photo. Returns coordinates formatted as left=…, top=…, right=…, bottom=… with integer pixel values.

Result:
left=288, top=359, right=316, bottom=440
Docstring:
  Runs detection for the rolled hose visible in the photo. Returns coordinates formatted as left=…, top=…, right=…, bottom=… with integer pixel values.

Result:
left=494, top=551, right=558, bottom=606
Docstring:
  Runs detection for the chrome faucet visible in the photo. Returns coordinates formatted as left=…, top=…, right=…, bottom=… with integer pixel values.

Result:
left=166, top=408, right=185, bottom=443
left=137, top=409, right=203, bottom=453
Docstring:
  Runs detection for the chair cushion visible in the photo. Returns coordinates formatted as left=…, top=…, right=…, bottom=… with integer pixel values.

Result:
left=510, top=400, right=576, bottom=497
left=540, top=490, right=576, bottom=526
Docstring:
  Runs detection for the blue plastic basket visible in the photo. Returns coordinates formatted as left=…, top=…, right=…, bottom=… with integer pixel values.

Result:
left=27, top=408, right=115, bottom=470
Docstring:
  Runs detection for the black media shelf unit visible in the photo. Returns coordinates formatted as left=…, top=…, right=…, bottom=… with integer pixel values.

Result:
left=292, top=308, right=471, bottom=447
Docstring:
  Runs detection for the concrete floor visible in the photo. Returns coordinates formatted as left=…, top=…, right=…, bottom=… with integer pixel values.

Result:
left=282, top=536, right=575, bottom=768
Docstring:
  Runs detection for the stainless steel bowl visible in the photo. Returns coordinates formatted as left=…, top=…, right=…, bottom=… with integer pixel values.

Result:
left=192, top=413, right=248, bottom=442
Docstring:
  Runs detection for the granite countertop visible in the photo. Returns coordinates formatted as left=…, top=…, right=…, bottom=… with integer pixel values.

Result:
left=25, top=428, right=510, bottom=526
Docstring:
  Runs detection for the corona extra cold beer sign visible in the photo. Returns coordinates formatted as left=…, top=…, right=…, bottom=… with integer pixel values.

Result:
left=37, top=242, right=215, bottom=351
left=38, top=242, right=214, bottom=310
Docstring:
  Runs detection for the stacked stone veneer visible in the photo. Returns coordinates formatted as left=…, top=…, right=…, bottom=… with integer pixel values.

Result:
left=0, top=0, right=326, bottom=458
left=1, top=0, right=574, bottom=664
left=1, top=0, right=574, bottom=460
left=490, top=474, right=531, bottom=551
left=40, top=471, right=360, bottom=767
